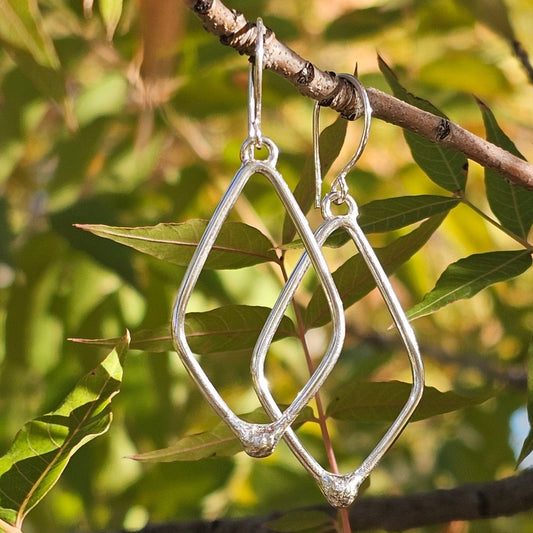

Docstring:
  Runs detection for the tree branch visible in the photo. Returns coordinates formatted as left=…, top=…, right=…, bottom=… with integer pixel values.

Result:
left=181, top=0, right=533, bottom=191
left=122, top=469, right=533, bottom=532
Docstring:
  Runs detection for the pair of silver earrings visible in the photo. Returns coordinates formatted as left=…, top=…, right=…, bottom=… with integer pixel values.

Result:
left=172, top=19, right=424, bottom=508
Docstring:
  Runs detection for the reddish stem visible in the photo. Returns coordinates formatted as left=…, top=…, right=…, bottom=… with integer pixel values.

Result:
left=280, top=263, right=351, bottom=533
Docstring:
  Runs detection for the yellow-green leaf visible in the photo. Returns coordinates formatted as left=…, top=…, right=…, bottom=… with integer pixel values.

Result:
left=0, top=334, right=129, bottom=529
left=130, top=406, right=314, bottom=462
left=0, top=0, right=66, bottom=105
left=76, top=220, right=280, bottom=270
left=379, top=56, right=469, bottom=192
left=326, top=381, right=494, bottom=422
left=407, top=250, right=532, bottom=320
left=70, top=305, right=296, bottom=355
left=478, top=99, right=533, bottom=240
left=99, top=0, right=123, bottom=40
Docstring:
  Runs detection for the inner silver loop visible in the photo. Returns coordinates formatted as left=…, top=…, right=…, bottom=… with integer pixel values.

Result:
left=313, top=73, right=373, bottom=209
left=248, top=18, right=265, bottom=147
left=321, top=192, right=358, bottom=220
left=241, top=136, right=279, bottom=166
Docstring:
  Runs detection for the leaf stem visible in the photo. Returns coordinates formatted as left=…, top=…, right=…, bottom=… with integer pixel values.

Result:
left=280, top=263, right=352, bottom=533
left=0, top=519, right=23, bottom=533
left=461, top=196, right=533, bottom=251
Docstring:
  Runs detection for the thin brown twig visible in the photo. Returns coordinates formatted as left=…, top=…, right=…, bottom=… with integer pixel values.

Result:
left=181, top=0, right=533, bottom=191
left=119, top=468, right=533, bottom=532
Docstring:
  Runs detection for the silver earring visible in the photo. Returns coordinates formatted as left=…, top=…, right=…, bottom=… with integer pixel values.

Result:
left=252, top=74, right=425, bottom=507
left=171, top=19, right=345, bottom=459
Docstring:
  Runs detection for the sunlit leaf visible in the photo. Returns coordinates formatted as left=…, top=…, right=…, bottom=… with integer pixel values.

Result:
left=458, top=0, right=515, bottom=40
left=74, top=73, right=128, bottom=127
left=76, top=220, right=280, bottom=269
left=407, top=250, right=532, bottom=320
left=326, top=381, right=493, bottom=422
left=420, top=52, right=510, bottom=97
left=0, top=334, right=129, bottom=529
left=305, top=213, right=447, bottom=328
left=99, top=0, right=123, bottom=40
left=478, top=99, right=533, bottom=240
left=267, top=510, right=334, bottom=532
left=0, top=0, right=59, bottom=69
left=0, top=0, right=69, bottom=120
left=379, top=56, right=468, bottom=192
left=325, top=6, right=403, bottom=41
left=70, top=305, right=296, bottom=355
left=130, top=406, right=314, bottom=462
left=518, top=341, right=533, bottom=466
left=321, top=195, right=459, bottom=247
left=282, top=116, right=347, bottom=244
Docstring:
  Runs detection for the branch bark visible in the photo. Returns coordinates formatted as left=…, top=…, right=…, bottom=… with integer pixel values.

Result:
left=181, top=0, right=533, bottom=191
left=121, top=469, right=533, bottom=532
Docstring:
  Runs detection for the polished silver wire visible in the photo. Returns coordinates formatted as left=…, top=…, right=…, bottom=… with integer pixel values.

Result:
left=248, top=18, right=265, bottom=147
left=252, top=78, right=424, bottom=507
left=171, top=18, right=345, bottom=459
left=252, top=200, right=424, bottom=507
left=314, top=74, right=372, bottom=208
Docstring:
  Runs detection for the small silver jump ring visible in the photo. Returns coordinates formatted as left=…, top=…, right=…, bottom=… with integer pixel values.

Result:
left=240, top=136, right=279, bottom=167
left=321, top=191, right=359, bottom=220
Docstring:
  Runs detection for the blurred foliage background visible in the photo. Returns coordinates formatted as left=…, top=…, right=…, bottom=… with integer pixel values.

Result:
left=0, top=0, right=533, bottom=532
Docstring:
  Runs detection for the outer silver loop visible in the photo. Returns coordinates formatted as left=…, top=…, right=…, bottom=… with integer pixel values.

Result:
left=241, top=136, right=279, bottom=167
left=252, top=210, right=424, bottom=508
left=321, top=192, right=358, bottom=220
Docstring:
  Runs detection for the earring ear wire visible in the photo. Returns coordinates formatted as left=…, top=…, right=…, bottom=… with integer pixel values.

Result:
left=313, top=74, right=373, bottom=209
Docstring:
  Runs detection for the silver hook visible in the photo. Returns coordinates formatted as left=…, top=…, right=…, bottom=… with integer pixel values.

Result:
left=248, top=18, right=265, bottom=147
left=314, top=73, right=373, bottom=208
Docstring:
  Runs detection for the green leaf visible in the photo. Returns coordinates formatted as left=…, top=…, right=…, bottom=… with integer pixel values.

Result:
left=324, top=6, right=403, bottom=41
left=99, top=0, right=123, bottom=40
left=0, top=0, right=69, bottom=119
left=321, top=195, right=459, bottom=247
left=359, top=195, right=460, bottom=233
left=267, top=510, right=334, bottom=532
left=420, top=52, right=510, bottom=97
left=305, top=213, right=447, bottom=329
left=407, top=250, right=532, bottom=320
left=129, top=406, right=314, bottom=462
left=282, top=116, right=347, bottom=244
left=517, top=341, right=533, bottom=466
left=0, top=334, right=129, bottom=529
left=76, top=220, right=280, bottom=270
left=0, top=0, right=59, bottom=69
left=326, top=381, right=493, bottom=423
left=379, top=56, right=468, bottom=192
left=458, top=0, right=515, bottom=40
left=70, top=305, right=296, bottom=355
left=478, top=99, right=533, bottom=240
